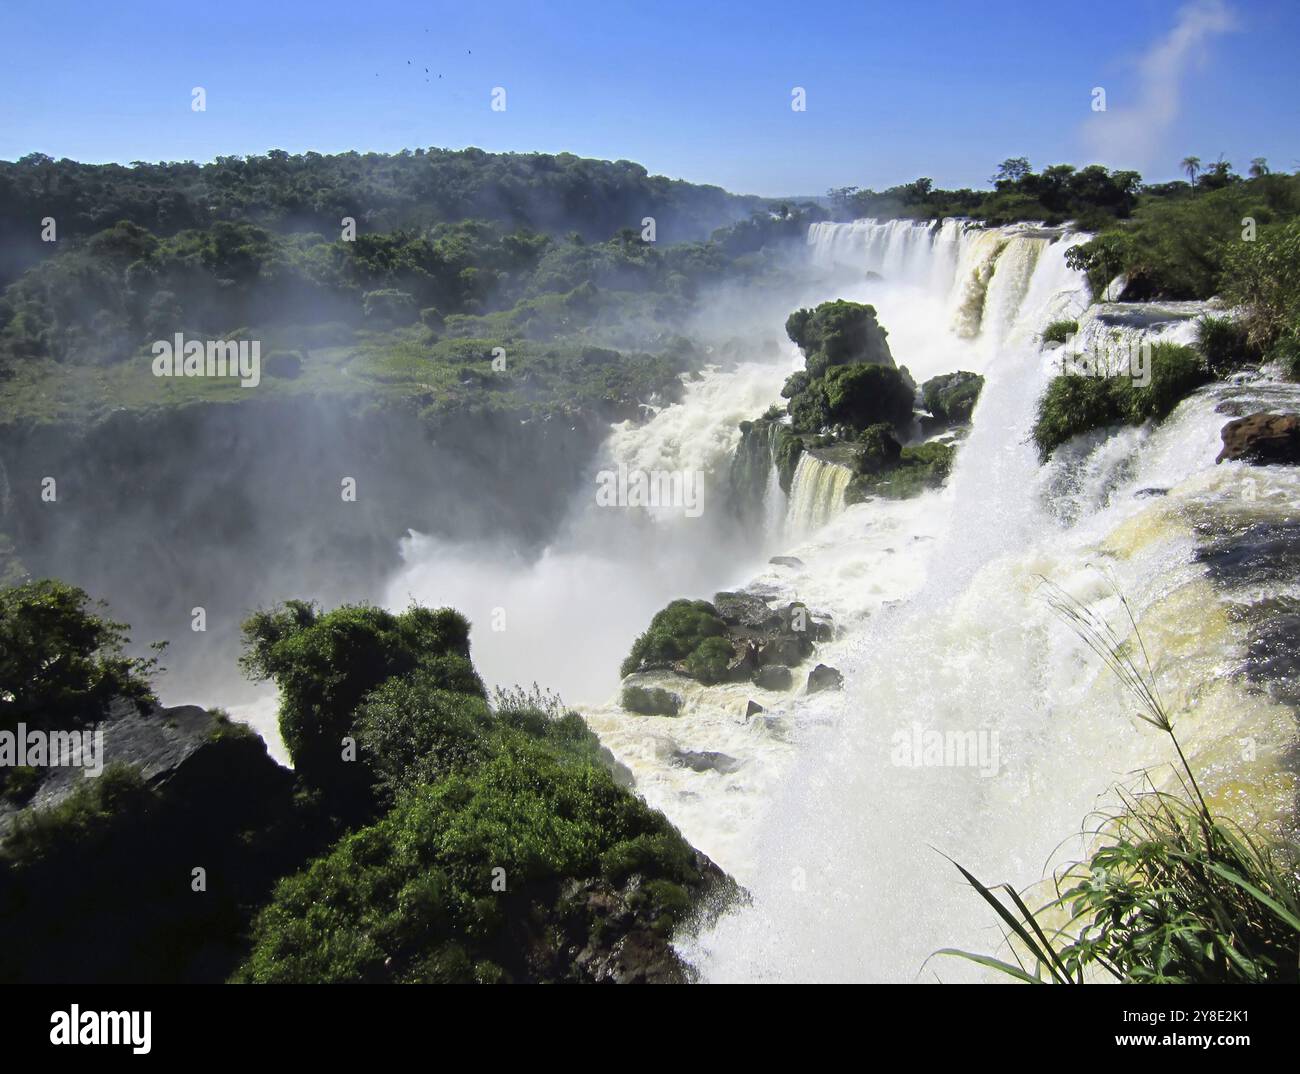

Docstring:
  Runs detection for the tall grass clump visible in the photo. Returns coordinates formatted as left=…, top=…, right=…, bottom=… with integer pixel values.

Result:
left=1041, top=320, right=1079, bottom=345
left=936, top=578, right=1300, bottom=984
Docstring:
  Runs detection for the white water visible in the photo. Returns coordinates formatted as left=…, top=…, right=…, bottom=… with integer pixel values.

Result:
left=686, top=221, right=1299, bottom=982
left=374, top=216, right=1297, bottom=983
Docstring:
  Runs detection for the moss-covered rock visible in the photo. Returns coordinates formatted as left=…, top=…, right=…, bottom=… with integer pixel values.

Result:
left=847, top=440, right=955, bottom=502
left=619, top=599, right=729, bottom=678
left=920, top=370, right=984, bottom=427
left=785, top=300, right=894, bottom=379
left=621, top=684, right=683, bottom=716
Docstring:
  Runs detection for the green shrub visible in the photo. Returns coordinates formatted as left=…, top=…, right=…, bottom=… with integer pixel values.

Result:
left=1194, top=315, right=1258, bottom=373
left=0, top=764, right=41, bottom=804
left=353, top=678, right=494, bottom=802
left=682, top=636, right=735, bottom=685
left=1221, top=216, right=1300, bottom=359
left=1031, top=375, right=1125, bottom=460
left=920, top=371, right=984, bottom=424
left=849, top=441, right=954, bottom=501
left=620, top=599, right=727, bottom=678
left=234, top=733, right=705, bottom=983
left=1031, top=343, right=1208, bottom=460
left=1041, top=320, right=1078, bottom=345
left=1123, top=342, right=1211, bottom=423
left=239, top=600, right=473, bottom=797
left=821, top=363, right=916, bottom=432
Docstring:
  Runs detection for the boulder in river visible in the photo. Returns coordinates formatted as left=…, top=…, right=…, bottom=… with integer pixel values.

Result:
left=754, top=665, right=793, bottom=691
left=807, top=664, right=844, bottom=693
left=1216, top=412, right=1300, bottom=465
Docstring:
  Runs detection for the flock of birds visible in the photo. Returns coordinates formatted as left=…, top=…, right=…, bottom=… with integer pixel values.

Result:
left=374, top=34, right=474, bottom=85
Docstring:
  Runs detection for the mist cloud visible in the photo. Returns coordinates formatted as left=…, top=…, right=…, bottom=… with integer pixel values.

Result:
left=1082, top=0, right=1238, bottom=171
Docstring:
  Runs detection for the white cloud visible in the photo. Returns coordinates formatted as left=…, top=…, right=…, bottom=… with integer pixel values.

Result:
left=1082, top=0, right=1238, bottom=170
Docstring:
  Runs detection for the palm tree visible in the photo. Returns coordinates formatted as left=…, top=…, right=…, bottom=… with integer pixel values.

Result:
left=1249, top=157, right=1269, bottom=178
left=1181, top=155, right=1202, bottom=193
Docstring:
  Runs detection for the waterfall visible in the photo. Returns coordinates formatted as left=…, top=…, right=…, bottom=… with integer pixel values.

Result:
left=785, top=454, right=853, bottom=536
left=682, top=225, right=1298, bottom=983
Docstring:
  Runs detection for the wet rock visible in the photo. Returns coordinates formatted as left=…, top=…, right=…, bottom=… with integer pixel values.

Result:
left=713, top=590, right=780, bottom=632
left=744, top=700, right=764, bottom=719
left=1134, top=487, right=1169, bottom=498
left=754, top=665, right=793, bottom=691
left=807, top=664, right=844, bottom=693
left=1196, top=520, right=1300, bottom=587
left=671, top=750, right=743, bottom=775
left=620, top=684, right=681, bottom=717
left=758, top=635, right=807, bottom=667
left=769, top=556, right=805, bottom=568
left=1216, top=412, right=1300, bottom=465
left=0, top=700, right=291, bottom=837
left=726, top=640, right=760, bottom=681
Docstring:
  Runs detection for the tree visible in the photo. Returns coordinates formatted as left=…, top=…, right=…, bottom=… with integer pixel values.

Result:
left=993, top=158, right=1031, bottom=186
left=1249, top=157, right=1270, bottom=178
left=1181, top=156, right=1202, bottom=192
left=0, top=579, right=161, bottom=732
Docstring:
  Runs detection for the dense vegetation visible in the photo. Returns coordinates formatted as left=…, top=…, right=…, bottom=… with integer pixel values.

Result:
left=0, top=578, right=161, bottom=738
left=236, top=603, right=726, bottom=982
left=1031, top=342, right=1213, bottom=461
left=829, top=158, right=1142, bottom=229
left=781, top=300, right=915, bottom=436
left=0, top=148, right=822, bottom=425
left=0, top=582, right=729, bottom=983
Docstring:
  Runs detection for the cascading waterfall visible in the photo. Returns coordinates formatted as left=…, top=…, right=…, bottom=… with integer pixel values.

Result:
left=679, top=223, right=1297, bottom=982
left=785, top=454, right=853, bottom=536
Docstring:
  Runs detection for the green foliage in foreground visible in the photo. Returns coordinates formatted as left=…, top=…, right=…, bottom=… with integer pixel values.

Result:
left=1030, top=343, right=1210, bottom=460
left=239, top=600, right=478, bottom=799
left=620, top=599, right=729, bottom=679
left=0, top=578, right=161, bottom=735
left=235, top=704, right=707, bottom=983
left=940, top=580, right=1300, bottom=984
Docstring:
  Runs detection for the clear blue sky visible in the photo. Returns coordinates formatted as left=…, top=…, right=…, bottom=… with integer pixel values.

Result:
left=1, top=0, right=1295, bottom=196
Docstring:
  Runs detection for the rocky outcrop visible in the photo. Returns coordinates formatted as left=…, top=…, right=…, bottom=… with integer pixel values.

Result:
left=620, top=684, right=682, bottom=717
left=1216, top=412, right=1300, bottom=465
left=621, top=592, right=833, bottom=693
left=563, top=848, right=737, bottom=983
left=920, top=371, right=984, bottom=431
left=754, top=665, right=793, bottom=691
left=0, top=699, right=292, bottom=838
left=807, top=664, right=844, bottom=693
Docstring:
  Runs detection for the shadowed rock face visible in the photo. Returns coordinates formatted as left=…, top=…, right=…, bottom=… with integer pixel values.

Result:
left=0, top=700, right=292, bottom=838
left=1216, top=412, right=1300, bottom=465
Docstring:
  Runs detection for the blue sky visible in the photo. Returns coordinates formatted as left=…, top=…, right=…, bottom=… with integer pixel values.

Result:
left=1, top=0, right=1295, bottom=196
